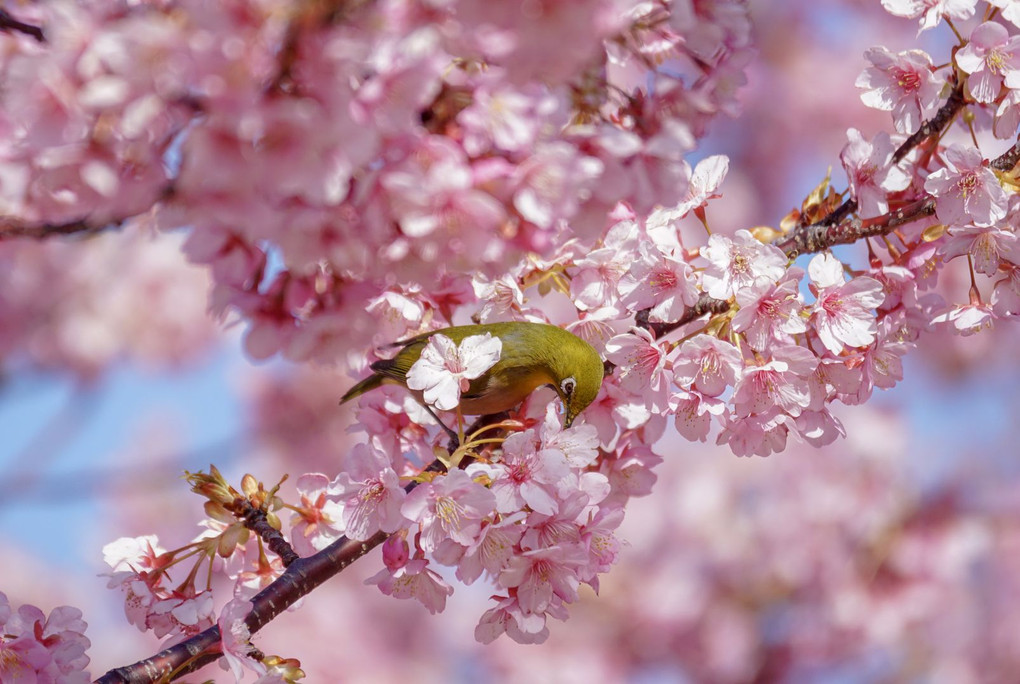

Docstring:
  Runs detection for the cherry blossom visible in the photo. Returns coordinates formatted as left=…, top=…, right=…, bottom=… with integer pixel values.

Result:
left=700, top=229, right=788, bottom=300
left=473, top=429, right=570, bottom=515
left=931, top=302, right=997, bottom=334
left=956, top=21, right=1020, bottom=102
left=731, top=273, right=807, bottom=352
left=924, top=144, right=1009, bottom=227
left=405, top=333, right=503, bottom=411
left=604, top=327, right=673, bottom=407
left=989, top=0, right=1020, bottom=28
left=329, top=442, right=407, bottom=541
left=500, top=544, right=589, bottom=614
left=939, top=223, right=1020, bottom=275
left=672, top=334, right=744, bottom=397
left=366, top=556, right=454, bottom=615
left=0, top=593, right=91, bottom=683
left=882, top=0, right=978, bottom=33
left=856, top=47, right=942, bottom=133
left=619, top=242, right=699, bottom=323
left=289, top=473, right=346, bottom=556
left=217, top=598, right=266, bottom=682
left=840, top=128, right=910, bottom=216
left=808, top=253, right=886, bottom=354
left=401, top=469, right=497, bottom=552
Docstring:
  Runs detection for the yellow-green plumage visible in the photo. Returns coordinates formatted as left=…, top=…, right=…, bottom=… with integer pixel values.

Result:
left=340, top=322, right=604, bottom=427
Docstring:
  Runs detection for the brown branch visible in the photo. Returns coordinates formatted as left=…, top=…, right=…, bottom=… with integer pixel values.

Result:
left=95, top=528, right=391, bottom=683
left=991, top=139, right=1020, bottom=171
left=635, top=293, right=732, bottom=339
left=639, top=82, right=969, bottom=340
left=0, top=217, right=122, bottom=241
left=1, top=183, right=177, bottom=242
left=892, top=81, right=965, bottom=164
left=640, top=196, right=939, bottom=340
left=235, top=500, right=300, bottom=567
left=96, top=449, right=458, bottom=683
left=0, top=8, right=45, bottom=42
left=773, top=196, right=937, bottom=256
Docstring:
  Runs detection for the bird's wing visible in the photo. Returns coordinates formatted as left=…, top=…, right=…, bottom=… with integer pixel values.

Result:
left=369, top=338, right=428, bottom=382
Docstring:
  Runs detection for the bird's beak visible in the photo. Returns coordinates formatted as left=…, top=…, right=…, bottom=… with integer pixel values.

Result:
left=564, top=414, right=574, bottom=429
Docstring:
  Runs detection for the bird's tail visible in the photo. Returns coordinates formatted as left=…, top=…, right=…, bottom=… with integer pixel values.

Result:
left=339, top=374, right=385, bottom=405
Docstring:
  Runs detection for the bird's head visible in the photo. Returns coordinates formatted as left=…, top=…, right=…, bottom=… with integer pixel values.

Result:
left=549, top=336, right=605, bottom=428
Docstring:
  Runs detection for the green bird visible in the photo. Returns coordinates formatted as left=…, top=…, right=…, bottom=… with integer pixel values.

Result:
left=340, top=322, right=604, bottom=428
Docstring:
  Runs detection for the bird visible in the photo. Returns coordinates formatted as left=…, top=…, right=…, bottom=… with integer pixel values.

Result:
left=340, top=321, right=604, bottom=430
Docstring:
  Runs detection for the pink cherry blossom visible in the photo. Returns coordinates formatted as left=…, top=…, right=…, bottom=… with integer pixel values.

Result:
left=473, top=429, right=570, bottom=516
left=856, top=47, right=942, bottom=133
left=472, top=273, right=533, bottom=323
left=457, top=81, right=546, bottom=155
left=731, top=273, right=808, bottom=352
left=881, top=0, right=978, bottom=33
left=500, top=544, right=589, bottom=614
left=364, top=286, right=427, bottom=341
left=672, top=334, right=744, bottom=397
left=717, top=409, right=792, bottom=457
left=670, top=388, right=727, bottom=442
left=939, top=224, right=1020, bottom=275
left=405, top=332, right=502, bottom=411
left=808, top=253, right=886, bottom=354
left=700, top=229, right=789, bottom=300
left=475, top=595, right=552, bottom=645
left=823, top=332, right=911, bottom=405
left=994, top=88, right=1020, bottom=138
left=328, top=443, right=407, bottom=542
left=924, top=144, right=1009, bottom=227
left=287, top=473, right=346, bottom=556
left=217, top=598, right=266, bottom=682
left=0, top=593, right=91, bottom=683
left=365, top=557, right=454, bottom=615
left=599, top=438, right=663, bottom=502
left=512, top=142, right=604, bottom=230
left=569, top=245, right=634, bottom=312
left=578, top=506, right=625, bottom=587
left=956, top=22, right=1020, bottom=103
left=604, top=327, right=672, bottom=408
left=401, top=469, right=496, bottom=552
left=989, top=0, right=1020, bottom=28
left=992, top=265, right=1020, bottom=314
left=445, top=514, right=526, bottom=585
left=732, top=345, right=818, bottom=418
left=671, top=154, right=729, bottom=219
left=840, top=128, right=910, bottom=216
left=147, top=588, right=215, bottom=641
left=619, top=242, right=699, bottom=322
left=381, top=136, right=505, bottom=240
left=931, top=302, right=997, bottom=335
left=538, top=406, right=601, bottom=468
left=584, top=379, right=653, bottom=450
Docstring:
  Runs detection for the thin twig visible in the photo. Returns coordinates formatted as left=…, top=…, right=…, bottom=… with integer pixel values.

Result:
left=0, top=8, right=44, bottom=42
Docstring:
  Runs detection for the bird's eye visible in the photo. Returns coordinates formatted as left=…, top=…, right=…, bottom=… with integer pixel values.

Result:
left=560, top=377, right=576, bottom=397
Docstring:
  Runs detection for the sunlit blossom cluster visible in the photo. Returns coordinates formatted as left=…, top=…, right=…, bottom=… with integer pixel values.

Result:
left=2, top=0, right=1020, bottom=679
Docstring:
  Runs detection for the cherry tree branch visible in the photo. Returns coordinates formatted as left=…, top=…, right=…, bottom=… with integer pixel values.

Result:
left=97, top=454, right=457, bottom=683
left=0, top=217, right=124, bottom=241
left=95, top=529, right=391, bottom=683
left=235, top=500, right=300, bottom=567
left=0, top=7, right=44, bottom=42
left=636, top=82, right=978, bottom=341
left=892, top=81, right=965, bottom=164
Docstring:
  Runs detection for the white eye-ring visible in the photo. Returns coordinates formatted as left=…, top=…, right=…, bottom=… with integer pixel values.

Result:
left=560, top=377, right=576, bottom=397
